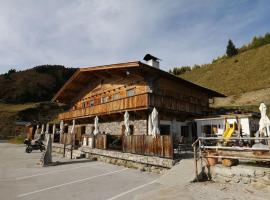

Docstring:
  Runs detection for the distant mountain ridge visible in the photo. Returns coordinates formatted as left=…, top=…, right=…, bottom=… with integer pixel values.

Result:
left=0, top=65, right=77, bottom=103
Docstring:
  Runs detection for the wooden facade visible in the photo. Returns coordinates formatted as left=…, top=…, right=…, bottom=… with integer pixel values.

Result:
left=53, top=61, right=223, bottom=121
left=52, top=60, right=224, bottom=158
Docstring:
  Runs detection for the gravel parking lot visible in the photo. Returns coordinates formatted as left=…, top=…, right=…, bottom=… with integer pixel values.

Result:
left=0, top=142, right=161, bottom=200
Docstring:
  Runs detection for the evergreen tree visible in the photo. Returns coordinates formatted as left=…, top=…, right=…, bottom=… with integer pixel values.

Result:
left=226, top=39, right=238, bottom=57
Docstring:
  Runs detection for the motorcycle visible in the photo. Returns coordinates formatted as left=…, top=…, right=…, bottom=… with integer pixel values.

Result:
left=24, top=138, right=45, bottom=153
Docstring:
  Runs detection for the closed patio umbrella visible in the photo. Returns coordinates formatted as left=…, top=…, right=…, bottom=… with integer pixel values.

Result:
left=59, top=120, right=64, bottom=143
left=148, top=114, right=152, bottom=136
left=45, top=123, right=49, bottom=134
left=151, top=108, right=160, bottom=137
left=93, top=116, right=99, bottom=135
left=124, top=111, right=130, bottom=136
left=71, top=119, right=75, bottom=135
left=41, top=124, right=45, bottom=134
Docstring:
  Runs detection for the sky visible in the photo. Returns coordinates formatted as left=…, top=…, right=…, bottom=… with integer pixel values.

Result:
left=0, top=0, right=269, bottom=74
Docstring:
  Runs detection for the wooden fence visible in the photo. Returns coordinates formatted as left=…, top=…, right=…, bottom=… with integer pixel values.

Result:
left=79, top=134, right=173, bottom=158
left=95, top=134, right=107, bottom=149
left=122, top=135, right=173, bottom=158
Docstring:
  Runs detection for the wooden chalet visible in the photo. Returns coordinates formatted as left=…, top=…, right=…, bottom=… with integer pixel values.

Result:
left=52, top=55, right=224, bottom=158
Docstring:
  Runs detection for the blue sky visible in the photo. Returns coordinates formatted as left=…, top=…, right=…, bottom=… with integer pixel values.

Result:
left=0, top=0, right=269, bottom=74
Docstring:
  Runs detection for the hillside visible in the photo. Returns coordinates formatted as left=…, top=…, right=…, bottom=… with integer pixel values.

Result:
left=181, top=44, right=270, bottom=96
left=0, top=65, right=76, bottom=103
left=181, top=44, right=270, bottom=113
left=0, top=65, right=76, bottom=139
left=0, top=102, right=67, bottom=139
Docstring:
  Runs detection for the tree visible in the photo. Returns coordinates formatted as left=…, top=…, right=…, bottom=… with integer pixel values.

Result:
left=169, top=66, right=191, bottom=76
left=226, top=39, right=238, bottom=57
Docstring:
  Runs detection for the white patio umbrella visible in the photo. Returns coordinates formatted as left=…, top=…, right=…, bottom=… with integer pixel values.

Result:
left=52, top=124, right=56, bottom=135
left=93, top=116, right=99, bottom=135
left=44, top=123, right=50, bottom=142
left=35, top=125, right=39, bottom=135
left=259, top=103, right=270, bottom=137
left=59, top=120, right=64, bottom=142
left=70, top=119, right=75, bottom=135
left=124, top=111, right=130, bottom=136
left=151, top=108, right=160, bottom=137
left=52, top=124, right=56, bottom=142
left=34, top=125, right=40, bottom=140
left=41, top=124, right=45, bottom=134
left=45, top=123, right=49, bottom=134
left=148, top=114, right=152, bottom=135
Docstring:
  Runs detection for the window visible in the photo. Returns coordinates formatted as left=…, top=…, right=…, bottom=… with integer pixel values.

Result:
left=101, top=96, right=108, bottom=103
left=82, top=101, right=86, bottom=108
left=90, top=100, right=94, bottom=107
left=113, top=92, right=120, bottom=100
left=126, top=88, right=135, bottom=97
left=160, top=125, right=170, bottom=135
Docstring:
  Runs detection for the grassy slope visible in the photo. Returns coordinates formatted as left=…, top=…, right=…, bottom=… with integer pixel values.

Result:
left=181, top=44, right=270, bottom=96
left=0, top=66, right=75, bottom=138
left=0, top=102, right=65, bottom=139
left=0, top=103, right=37, bottom=139
left=181, top=44, right=270, bottom=113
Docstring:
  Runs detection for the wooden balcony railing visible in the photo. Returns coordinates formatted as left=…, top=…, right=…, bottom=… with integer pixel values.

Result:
left=58, top=93, right=210, bottom=120
left=58, top=93, right=149, bottom=120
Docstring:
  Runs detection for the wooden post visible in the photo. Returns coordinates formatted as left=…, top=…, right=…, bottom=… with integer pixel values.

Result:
left=63, top=133, right=66, bottom=157
left=142, top=134, right=145, bottom=156
left=199, top=139, right=202, bottom=167
left=70, top=133, right=74, bottom=159
left=194, top=143, right=199, bottom=182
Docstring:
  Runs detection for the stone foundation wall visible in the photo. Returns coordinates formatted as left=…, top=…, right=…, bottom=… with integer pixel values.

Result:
left=52, top=143, right=174, bottom=174
left=211, top=164, right=270, bottom=185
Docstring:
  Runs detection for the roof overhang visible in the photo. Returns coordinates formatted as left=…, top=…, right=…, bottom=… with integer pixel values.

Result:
left=52, top=60, right=225, bottom=104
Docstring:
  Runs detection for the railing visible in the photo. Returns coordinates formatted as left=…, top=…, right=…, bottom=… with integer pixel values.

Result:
left=59, top=93, right=149, bottom=120
left=122, top=135, right=173, bottom=158
left=192, top=137, right=270, bottom=181
left=58, top=93, right=211, bottom=120
left=95, top=134, right=107, bottom=149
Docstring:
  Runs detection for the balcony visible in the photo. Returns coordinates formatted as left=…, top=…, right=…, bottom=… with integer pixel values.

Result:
left=58, top=93, right=210, bottom=120
left=58, top=93, right=149, bottom=120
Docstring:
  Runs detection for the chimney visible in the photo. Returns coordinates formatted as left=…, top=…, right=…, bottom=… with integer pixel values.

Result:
left=143, top=54, right=160, bottom=68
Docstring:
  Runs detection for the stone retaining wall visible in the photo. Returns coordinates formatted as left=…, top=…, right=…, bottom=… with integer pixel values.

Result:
left=52, top=143, right=175, bottom=174
left=211, top=164, right=270, bottom=185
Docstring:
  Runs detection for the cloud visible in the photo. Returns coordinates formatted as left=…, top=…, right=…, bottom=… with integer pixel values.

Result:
left=0, top=0, right=269, bottom=73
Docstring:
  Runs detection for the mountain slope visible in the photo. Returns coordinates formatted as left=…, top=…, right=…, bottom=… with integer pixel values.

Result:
left=0, top=65, right=76, bottom=138
left=0, top=65, right=76, bottom=103
left=181, top=44, right=270, bottom=96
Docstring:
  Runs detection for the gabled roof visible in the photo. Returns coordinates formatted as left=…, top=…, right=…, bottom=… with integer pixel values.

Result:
left=52, top=61, right=225, bottom=103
